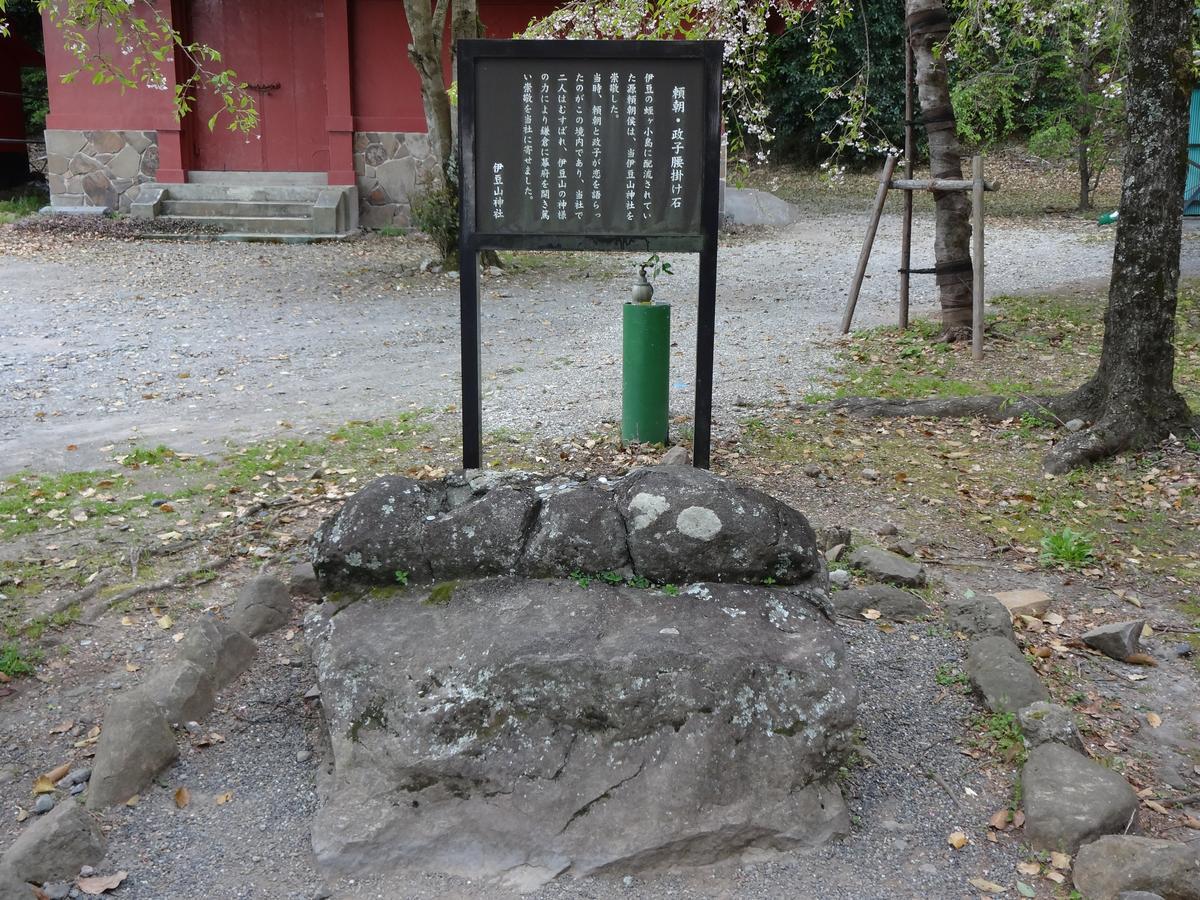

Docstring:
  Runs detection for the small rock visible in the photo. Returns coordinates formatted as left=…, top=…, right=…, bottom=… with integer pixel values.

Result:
left=79, top=866, right=95, bottom=877
left=1023, top=743, right=1139, bottom=854
left=966, top=636, right=1048, bottom=714
left=87, top=692, right=179, bottom=809
left=861, top=468, right=879, bottom=481
left=69, top=783, right=86, bottom=796
left=994, top=589, right=1052, bottom=619
left=297, top=750, right=312, bottom=763
left=832, top=584, right=928, bottom=622
left=943, top=594, right=1016, bottom=642
left=229, top=575, right=292, bottom=638
left=876, top=523, right=899, bottom=537
left=34, top=794, right=55, bottom=815
left=43, top=882, right=70, bottom=900
left=1, top=801, right=106, bottom=884
left=1117, top=893, right=1167, bottom=900
left=623, top=876, right=634, bottom=887
left=178, top=616, right=257, bottom=688
left=1018, top=701, right=1085, bottom=754
left=803, top=464, right=823, bottom=478
left=1083, top=621, right=1145, bottom=661
left=847, top=546, right=927, bottom=588
left=828, top=569, right=851, bottom=588
left=484, top=265, right=504, bottom=277
left=825, top=544, right=848, bottom=563
left=289, top=562, right=320, bottom=601
left=884, top=539, right=916, bottom=557
left=1073, top=835, right=1199, bottom=900
left=1173, top=643, right=1194, bottom=658
left=141, top=660, right=216, bottom=725
left=659, top=446, right=691, bottom=466
left=1065, top=418, right=1086, bottom=432
left=815, top=526, right=851, bottom=552
left=66, top=769, right=91, bottom=786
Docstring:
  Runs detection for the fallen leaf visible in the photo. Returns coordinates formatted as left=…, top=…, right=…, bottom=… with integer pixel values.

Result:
left=967, top=876, right=1006, bottom=893
left=49, top=720, right=74, bottom=735
left=125, top=662, right=141, bottom=673
left=174, top=786, right=190, bottom=808
left=948, top=830, right=968, bottom=849
left=1016, top=862, right=1040, bottom=876
left=157, top=615, right=173, bottom=630
left=989, top=809, right=1011, bottom=830
left=76, top=871, right=128, bottom=894
left=1045, top=870, right=1066, bottom=884
left=215, top=791, right=233, bottom=805
left=1049, top=851, right=1071, bottom=870
left=1146, top=712, right=1163, bottom=728
left=1145, top=799, right=1170, bottom=815
left=1016, top=881, right=1036, bottom=898
left=1032, top=646, right=1053, bottom=659
left=120, top=616, right=134, bottom=626
left=1183, top=816, right=1200, bottom=830
left=862, top=608, right=882, bottom=621
left=124, top=795, right=139, bottom=807
left=15, top=807, right=28, bottom=822
left=1124, top=652, right=1158, bottom=667
left=1043, top=612, right=1065, bottom=626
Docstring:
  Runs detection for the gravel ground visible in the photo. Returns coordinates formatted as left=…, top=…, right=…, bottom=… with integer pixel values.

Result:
left=3, top=212, right=1184, bottom=476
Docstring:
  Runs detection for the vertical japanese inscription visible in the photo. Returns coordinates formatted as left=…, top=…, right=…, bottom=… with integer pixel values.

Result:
left=474, top=57, right=705, bottom=235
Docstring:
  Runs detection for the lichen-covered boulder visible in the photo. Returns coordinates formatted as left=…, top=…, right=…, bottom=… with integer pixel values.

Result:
left=307, top=578, right=856, bottom=890
left=520, top=480, right=631, bottom=576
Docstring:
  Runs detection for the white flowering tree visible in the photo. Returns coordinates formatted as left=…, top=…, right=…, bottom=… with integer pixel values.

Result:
left=0, top=0, right=258, bottom=133
left=949, top=0, right=1126, bottom=210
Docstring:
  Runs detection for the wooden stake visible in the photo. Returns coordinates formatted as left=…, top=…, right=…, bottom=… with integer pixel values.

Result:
left=971, top=154, right=985, bottom=360
left=900, top=43, right=914, bottom=331
left=841, top=154, right=899, bottom=335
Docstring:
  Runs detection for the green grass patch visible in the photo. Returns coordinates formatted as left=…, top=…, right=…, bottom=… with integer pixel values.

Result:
left=0, top=641, right=39, bottom=678
left=0, top=194, right=43, bottom=226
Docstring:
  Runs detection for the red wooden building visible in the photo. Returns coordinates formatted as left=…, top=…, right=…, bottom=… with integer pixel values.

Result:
left=39, top=0, right=556, bottom=234
left=0, top=33, right=42, bottom=188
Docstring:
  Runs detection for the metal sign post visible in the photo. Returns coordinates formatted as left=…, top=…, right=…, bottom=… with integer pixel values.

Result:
left=457, top=39, right=723, bottom=470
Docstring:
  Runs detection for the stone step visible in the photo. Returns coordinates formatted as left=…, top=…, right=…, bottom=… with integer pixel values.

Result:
left=153, top=183, right=326, bottom=203
left=160, top=199, right=315, bottom=218
left=187, top=170, right=326, bottom=186
left=157, top=215, right=316, bottom=235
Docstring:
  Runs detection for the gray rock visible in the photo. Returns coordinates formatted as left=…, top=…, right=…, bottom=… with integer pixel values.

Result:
left=1083, top=621, right=1145, bottom=661
left=141, top=660, right=216, bottom=725
left=521, top=481, right=630, bottom=577
left=943, top=594, right=1016, bottom=642
left=65, top=768, right=91, bottom=786
left=993, top=589, right=1052, bottom=619
left=229, top=575, right=292, bottom=637
left=1023, top=744, right=1139, bottom=854
left=846, top=546, right=927, bottom=588
left=722, top=187, right=799, bottom=227
left=659, top=446, right=690, bottom=466
left=33, top=795, right=55, bottom=815
left=42, top=883, right=70, bottom=900
left=1, top=801, right=105, bottom=884
left=828, top=569, right=851, bottom=588
left=1019, top=701, right=1085, bottom=754
left=803, top=464, right=823, bottom=478
left=815, top=526, right=851, bottom=552
left=177, top=617, right=257, bottom=688
left=1074, top=836, right=1200, bottom=900
left=1117, top=893, right=1166, bottom=900
left=87, top=692, right=178, bottom=809
left=296, top=750, right=312, bottom=763
left=289, top=561, right=320, bottom=601
left=875, top=523, right=899, bottom=537
left=613, top=467, right=824, bottom=586
left=1065, top=418, right=1086, bottom=433
left=309, top=578, right=856, bottom=890
left=966, top=636, right=1048, bottom=714
left=0, top=863, right=30, bottom=899
left=423, top=483, right=540, bottom=580
left=831, top=584, right=929, bottom=621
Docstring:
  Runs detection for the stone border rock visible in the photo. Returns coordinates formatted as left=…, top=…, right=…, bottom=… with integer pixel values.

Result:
left=943, top=590, right=1190, bottom=891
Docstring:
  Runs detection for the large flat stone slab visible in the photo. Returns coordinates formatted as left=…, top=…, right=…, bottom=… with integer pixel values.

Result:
left=308, top=578, right=856, bottom=890
left=1023, top=743, right=1139, bottom=853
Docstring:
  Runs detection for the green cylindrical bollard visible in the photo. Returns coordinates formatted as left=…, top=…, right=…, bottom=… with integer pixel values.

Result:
left=622, top=301, right=671, bottom=445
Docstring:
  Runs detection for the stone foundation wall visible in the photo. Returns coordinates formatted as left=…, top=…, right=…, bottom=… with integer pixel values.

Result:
left=353, top=132, right=443, bottom=229
left=45, top=130, right=159, bottom=212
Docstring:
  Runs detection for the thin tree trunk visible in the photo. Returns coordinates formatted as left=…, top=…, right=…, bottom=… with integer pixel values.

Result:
left=1077, top=130, right=1091, bottom=211
left=1043, top=0, right=1195, bottom=472
left=1076, top=57, right=1093, bottom=211
left=905, top=0, right=973, bottom=340
left=403, top=0, right=453, bottom=178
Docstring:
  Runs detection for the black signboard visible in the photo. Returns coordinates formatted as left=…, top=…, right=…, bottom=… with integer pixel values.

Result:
left=458, top=39, right=723, bottom=467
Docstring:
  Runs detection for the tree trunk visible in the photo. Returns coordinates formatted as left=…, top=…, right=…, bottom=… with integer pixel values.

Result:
left=1077, top=129, right=1091, bottom=211
left=403, top=0, right=453, bottom=178
left=905, top=0, right=973, bottom=340
left=1076, top=56, right=1093, bottom=211
left=1043, top=0, right=1194, bottom=471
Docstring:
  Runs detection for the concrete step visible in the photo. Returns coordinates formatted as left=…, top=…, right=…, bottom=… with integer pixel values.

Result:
left=153, top=183, right=325, bottom=203
left=160, top=199, right=315, bottom=218
left=157, top=214, right=316, bottom=235
left=187, top=170, right=326, bottom=186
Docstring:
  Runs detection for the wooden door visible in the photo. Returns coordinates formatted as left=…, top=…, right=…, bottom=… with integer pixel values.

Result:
left=189, top=0, right=328, bottom=173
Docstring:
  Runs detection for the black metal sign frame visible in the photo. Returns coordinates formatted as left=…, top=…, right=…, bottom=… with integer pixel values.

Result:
left=457, top=38, right=723, bottom=470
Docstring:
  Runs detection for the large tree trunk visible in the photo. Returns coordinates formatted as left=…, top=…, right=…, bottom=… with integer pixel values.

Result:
left=905, top=0, right=973, bottom=340
left=1042, top=0, right=1195, bottom=472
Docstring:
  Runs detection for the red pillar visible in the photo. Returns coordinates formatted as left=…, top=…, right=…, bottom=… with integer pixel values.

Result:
left=324, top=0, right=355, bottom=185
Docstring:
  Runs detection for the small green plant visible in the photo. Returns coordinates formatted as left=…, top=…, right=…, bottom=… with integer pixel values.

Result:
left=763, top=576, right=777, bottom=585
left=570, top=570, right=591, bottom=588
left=1039, top=527, right=1095, bottom=567
left=977, top=711, right=1027, bottom=765
left=394, top=570, right=409, bottom=586
left=378, top=225, right=404, bottom=237
left=424, top=581, right=457, bottom=606
left=1065, top=691, right=1086, bottom=705
left=661, top=584, right=680, bottom=596
left=410, top=179, right=458, bottom=264
left=599, top=571, right=623, bottom=585
left=639, top=253, right=673, bottom=281
left=628, top=575, right=651, bottom=590
left=120, top=445, right=176, bottom=467
left=934, top=663, right=969, bottom=688
left=0, top=641, right=35, bottom=678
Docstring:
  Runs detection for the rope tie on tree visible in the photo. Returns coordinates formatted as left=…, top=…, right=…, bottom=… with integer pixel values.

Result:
left=905, top=7, right=951, bottom=38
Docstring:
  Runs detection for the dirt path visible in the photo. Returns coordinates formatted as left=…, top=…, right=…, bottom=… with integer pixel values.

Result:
left=3, top=214, right=1180, bottom=476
